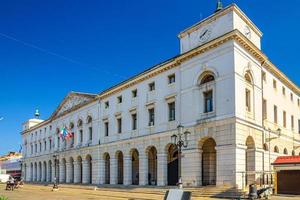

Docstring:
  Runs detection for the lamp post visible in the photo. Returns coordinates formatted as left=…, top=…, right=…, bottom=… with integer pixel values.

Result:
left=53, top=154, right=59, bottom=190
left=171, top=125, right=191, bottom=189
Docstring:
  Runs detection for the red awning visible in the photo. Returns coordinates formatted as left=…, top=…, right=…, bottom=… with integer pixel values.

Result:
left=272, top=156, right=300, bottom=165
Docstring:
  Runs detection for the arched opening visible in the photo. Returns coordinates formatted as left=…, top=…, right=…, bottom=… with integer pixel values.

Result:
left=131, top=149, right=139, bottom=185
left=104, top=153, right=110, bottom=184
left=274, top=146, right=279, bottom=153
left=246, top=136, right=255, bottom=185
left=167, top=144, right=178, bottom=186
left=48, top=160, right=52, bottom=182
left=116, top=151, right=124, bottom=184
left=244, top=72, right=253, bottom=84
left=147, top=146, right=157, bottom=185
left=292, top=150, right=295, bottom=156
left=263, top=143, right=268, bottom=151
left=201, top=138, right=217, bottom=186
left=34, top=163, right=37, bottom=181
left=86, top=155, right=92, bottom=184
left=61, top=158, right=66, bottom=183
left=77, top=156, right=83, bottom=183
left=38, top=162, right=42, bottom=181
left=283, top=148, right=288, bottom=155
left=69, top=157, right=74, bottom=183
left=30, top=163, right=33, bottom=182
left=200, top=73, right=215, bottom=85
left=43, top=161, right=47, bottom=182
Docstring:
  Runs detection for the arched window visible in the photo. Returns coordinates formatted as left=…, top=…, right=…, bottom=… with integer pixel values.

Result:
left=200, top=74, right=215, bottom=85
left=199, top=72, right=216, bottom=113
left=77, top=119, right=83, bottom=127
left=244, top=71, right=253, bottom=112
left=87, top=116, right=92, bottom=124
left=263, top=143, right=268, bottom=151
left=274, top=146, right=279, bottom=153
left=87, top=116, right=93, bottom=141
left=69, top=122, right=74, bottom=129
left=283, top=148, right=288, bottom=155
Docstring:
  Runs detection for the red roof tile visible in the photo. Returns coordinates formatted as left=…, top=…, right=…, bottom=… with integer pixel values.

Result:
left=273, top=156, right=300, bottom=165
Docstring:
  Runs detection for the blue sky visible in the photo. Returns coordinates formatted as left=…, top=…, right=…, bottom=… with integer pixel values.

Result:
left=0, top=0, right=299, bottom=155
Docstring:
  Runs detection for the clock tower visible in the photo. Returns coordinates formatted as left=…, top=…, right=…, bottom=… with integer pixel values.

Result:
left=178, top=3, right=262, bottom=54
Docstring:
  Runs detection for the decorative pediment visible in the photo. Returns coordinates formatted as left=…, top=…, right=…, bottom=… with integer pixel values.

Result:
left=51, top=92, right=96, bottom=119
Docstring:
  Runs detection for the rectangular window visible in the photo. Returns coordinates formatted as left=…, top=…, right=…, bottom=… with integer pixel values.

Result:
left=298, top=99, right=300, bottom=107
left=245, top=89, right=251, bottom=112
left=291, top=93, right=294, bottom=101
left=31, top=145, right=33, bottom=154
left=132, top=89, right=137, bottom=98
left=283, top=111, right=286, bottom=128
left=274, top=105, right=278, bottom=124
left=204, top=90, right=213, bottom=113
left=298, top=120, right=300, bottom=134
left=168, top=74, right=175, bottom=84
left=282, top=87, right=286, bottom=95
left=168, top=102, right=176, bottom=121
left=117, top=96, right=122, bottom=103
left=132, top=113, right=137, bottom=130
left=44, top=141, right=46, bottom=151
left=263, top=99, right=267, bottom=119
left=273, top=79, right=277, bottom=89
left=79, top=130, right=83, bottom=143
left=104, top=122, right=109, bottom=136
left=148, top=108, right=155, bottom=126
left=39, top=142, right=42, bottom=152
left=291, top=115, right=294, bottom=130
left=104, top=101, right=109, bottom=108
left=149, top=82, right=155, bottom=91
left=262, top=71, right=266, bottom=82
left=117, top=118, right=122, bottom=133
left=89, top=127, right=93, bottom=141
left=35, top=144, right=37, bottom=153
left=49, top=139, right=52, bottom=150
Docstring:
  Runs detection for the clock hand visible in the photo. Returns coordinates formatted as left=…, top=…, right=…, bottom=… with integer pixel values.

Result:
left=200, top=30, right=208, bottom=38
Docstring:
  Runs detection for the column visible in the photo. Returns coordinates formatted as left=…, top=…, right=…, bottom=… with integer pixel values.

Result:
left=92, top=159, right=100, bottom=184
left=66, top=162, right=71, bottom=183
left=59, top=163, right=65, bottom=183
left=181, top=148, right=202, bottom=186
left=82, top=160, right=89, bottom=184
left=74, top=161, right=81, bottom=183
left=37, top=164, right=40, bottom=182
left=41, top=164, right=45, bottom=182
left=99, top=158, right=105, bottom=184
left=110, top=158, right=117, bottom=184
left=123, top=155, right=132, bottom=185
left=216, top=145, right=236, bottom=186
left=157, top=152, right=167, bottom=186
left=51, top=163, right=56, bottom=183
left=139, top=154, right=148, bottom=186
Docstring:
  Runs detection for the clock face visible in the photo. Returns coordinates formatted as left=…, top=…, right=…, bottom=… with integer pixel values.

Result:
left=199, top=27, right=212, bottom=43
left=244, top=26, right=251, bottom=39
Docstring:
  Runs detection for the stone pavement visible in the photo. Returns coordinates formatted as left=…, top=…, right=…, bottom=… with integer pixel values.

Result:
left=1, top=184, right=300, bottom=200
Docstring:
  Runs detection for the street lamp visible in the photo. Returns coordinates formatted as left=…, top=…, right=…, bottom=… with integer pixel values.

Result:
left=171, top=125, right=191, bottom=189
left=52, top=154, right=59, bottom=190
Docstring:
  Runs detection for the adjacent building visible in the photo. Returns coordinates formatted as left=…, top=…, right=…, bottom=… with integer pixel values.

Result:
left=0, top=152, right=22, bottom=179
left=21, top=3, right=300, bottom=189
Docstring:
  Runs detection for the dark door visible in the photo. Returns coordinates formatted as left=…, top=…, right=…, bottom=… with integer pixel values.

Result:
left=167, top=158, right=178, bottom=186
left=277, top=170, right=300, bottom=195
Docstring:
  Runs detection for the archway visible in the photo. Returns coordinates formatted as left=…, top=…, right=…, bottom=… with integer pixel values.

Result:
left=104, top=153, right=110, bottom=184
left=77, top=156, right=83, bottom=183
left=131, top=149, right=139, bottom=185
left=147, top=146, right=157, bottom=185
left=246, top=136, right=255, bottom=185
left=61, top=158, right=67, bottom=183
left=167, top=144, right=178, bottom=186
left=38, top=162, right=42, bottom=181
left=43, top=161, right=47, bottom=182
left=48, top=160, right=52, bottom=182
left=69, top=157, right=74, bottom=183
left=201, top=138, right=216, bottom=186
left=30, top=163, right=33, bottom=181
left=34, top=163, right=37, bottom=181
left=116, top=151, right=124, bottom=184
left=86, top=155, right=92, bottom=184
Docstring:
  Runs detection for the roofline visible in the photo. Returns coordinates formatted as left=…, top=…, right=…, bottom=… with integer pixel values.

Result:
left=178, top=4, right=263, bottom=39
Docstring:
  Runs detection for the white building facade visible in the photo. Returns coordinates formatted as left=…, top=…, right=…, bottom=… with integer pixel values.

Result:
left=21, top=4, right=300, bottom=189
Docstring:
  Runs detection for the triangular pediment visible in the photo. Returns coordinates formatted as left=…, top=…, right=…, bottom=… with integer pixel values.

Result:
left=50, top=92, right=96, bottom=119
